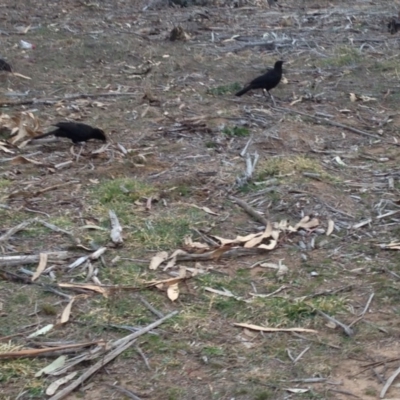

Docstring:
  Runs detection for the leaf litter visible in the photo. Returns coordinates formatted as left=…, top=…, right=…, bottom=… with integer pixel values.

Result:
left=2, top=0, right=400, bottom=399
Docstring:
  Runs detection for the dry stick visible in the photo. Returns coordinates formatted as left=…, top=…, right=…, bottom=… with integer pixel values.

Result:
left=316, top=309, right=354, bottom=337
left=135, top=345, right=151, bottom=370
left=380, top=365, right=400, bottom=399
left=0, top=341, right=105, bottom=359
left=359, top=292, right=375, bottom=317
left=0, top=220, right=34, bottom=242
left=328, top=388, right=360, bottom=398
left=371, top=367, right=385, bottom=384
left=109, top=210, right=123, bottom=245
left=384, top=266, right=400, bottom=280
left=229, top=196, right=269, bottom=226
left=0, top=252, right=70, bottom=267
left=137, top=295, right=164, bottom=318
left=348, top=292, right=375, bottom=328
left=273, top=106, right=381, bottom=140
left=175, top=247, right=268, bottom=262
left=105, top=384, right=142, bottom=400
left=293, top=346, right=310, bottom=363
left=48, top=311, right=178, bottom=400
left=351, top=357, right=400, bottom=379
left=36, top=219, right=80, bottom=246
left=0, top=92, right=139, bottom=107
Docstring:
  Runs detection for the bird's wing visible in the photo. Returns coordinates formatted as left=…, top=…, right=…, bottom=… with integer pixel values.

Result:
left=53, top=122, right=74, bottom=130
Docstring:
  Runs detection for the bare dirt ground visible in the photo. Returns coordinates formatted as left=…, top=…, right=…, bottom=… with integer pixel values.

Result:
left=2, top=0, right=400, bottom=399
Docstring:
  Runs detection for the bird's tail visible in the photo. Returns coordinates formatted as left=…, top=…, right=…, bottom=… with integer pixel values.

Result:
left=235, top=86, right=251, bottom=97
left=32, top=130, right=59, bottom=140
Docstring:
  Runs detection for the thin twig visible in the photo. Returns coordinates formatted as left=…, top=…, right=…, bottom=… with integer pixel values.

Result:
left=273, top=106, right=381, bottom=139
left=48, top=311, right=178, bottom=400
left=229, top=196, right=268, bottom=226
left=359, top=293, right=374, bottom=317
left=380, top=364, right=400, bottom=399
left=1, top=92, right=139, bottom=107
left=137, top=295, right=164, bottom=318
left=105, top=384, right=142, bottom=400
left=135, top=345, right=151, bottom=370
left=316, top=309, right=354, bottom=337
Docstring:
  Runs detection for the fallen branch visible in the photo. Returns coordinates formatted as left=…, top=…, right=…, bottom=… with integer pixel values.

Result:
left=48, top=310, right=178, bottom=400
left=316, top=309, right=354, bottom=337
left=274, top=106, right=381, bottom=140
left=0, top=252, right=70, bottom=267
left=0, top=341, right=105, bottom=359
left=230, top=196, right=268, bottom=226
left=0, top=92, right=139, bottom=107
left=380, top=365, right=400, bottom=398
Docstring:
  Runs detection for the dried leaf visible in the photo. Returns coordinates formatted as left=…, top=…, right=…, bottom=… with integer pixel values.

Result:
left=27, top=324, right=54, bottom=338
left=0, top=142, right=14, bottom=153
left=205, top=287, right=235, bottom=297
left=11, top=155, right=45, bottom=165
left=286, top=388, right=309, bottom=394
left=109, top=210, right=123, bottom=244
left=164, top=249, right=188, bottom=270
left=210, top=235, right=239, bottom=245
left=167, top=283, right=179, bottom=301
left=294, top=216, right=319, bottom=230
left=277, top=262, right=288, bottom=277
left=32, top=253, right=47, bottom=282
left=58, top=283, right=108, bottom=296
left=35, top=356, right=67, bottom=377
left=189, top=203, right=219, bottom=216
left=234, top=323, right=317, bottom=334
left=60, top=297, right=75, bottom=324
left=327, top=219, right=334, bottom=236
left=149, top=251, right=169, bottom=270
left=245, top=223, right=276, bottom=248
left=258, top=240, right=277, bottom=250
left=46, top=371, right=78, bottom=396
left=184, top=236, right=209, bottom=249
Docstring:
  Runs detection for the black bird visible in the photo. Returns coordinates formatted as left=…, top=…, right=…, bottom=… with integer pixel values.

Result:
left=0, top=59, right=12, bottom=73
left=235, top=60, right=284, bottom=105
left=33, top=122, right=106, bottom=144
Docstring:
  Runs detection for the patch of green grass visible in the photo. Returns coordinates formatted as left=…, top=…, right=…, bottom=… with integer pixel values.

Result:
left=257, top=155, right=339, bottom=183
left=205, top=141, right=218, bottom=148
left=26, top=386, right=45, bottom=398
left=319, top=46, right=362, bottom=67
left=0, top=357, right=45, bottom=388
left=100, top=261, right=144, bottom=285
left=237, top=182, right=258, bottom=193
left=12, top=292, right=30, bottom=306
left=0, top=178, right=11, bottom=191
left=213, top=297, right=242, bottom=318
left=370, top=57, right=400, bottom=73
left=94, top=178, right=156, bottom=205
left=131, top=209, right=203, bottom=249
left=202, top=346, right=225, bottom=357
left=364, top=387, right=377, bottom=396
left=207, top=82, right=241, bottom=96
left=173, top=184, right=192, bottom=197
left=166, top=386, right=186, bottom=400
left=89, top=177, right=205, bottom=248
left=247, top=296, right=347, bottom=326
left=298, top=390, right=325, bottom=399
left=47, top=216, right=74, bottom=229
left=254, top=391, right=275, bottom=400
left=222, top=126, right=250, bottom=137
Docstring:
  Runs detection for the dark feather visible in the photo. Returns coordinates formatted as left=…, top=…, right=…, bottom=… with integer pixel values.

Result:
left=34, top=122, right=106, bottom=144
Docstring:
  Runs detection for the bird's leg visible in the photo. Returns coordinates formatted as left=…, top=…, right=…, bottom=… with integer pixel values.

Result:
left=267, top=91, right=276, bottom=107
left=73, top=143, right=85, bottom=162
